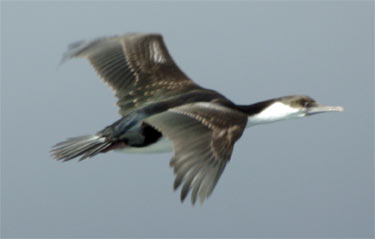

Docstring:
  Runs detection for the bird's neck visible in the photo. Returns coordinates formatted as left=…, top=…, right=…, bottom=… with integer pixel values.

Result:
left=236, top=99, right=301, bottom=127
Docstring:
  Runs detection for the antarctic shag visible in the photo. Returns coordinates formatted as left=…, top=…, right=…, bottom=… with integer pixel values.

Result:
left=52, top=33, right=343, bottom=205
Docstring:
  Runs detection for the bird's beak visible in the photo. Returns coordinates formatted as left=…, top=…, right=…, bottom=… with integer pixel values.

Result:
left=307, top=104, right=344, bottom=115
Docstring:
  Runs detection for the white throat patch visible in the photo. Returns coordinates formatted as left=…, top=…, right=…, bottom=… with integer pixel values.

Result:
left=247, top=102, right=301, bottom=127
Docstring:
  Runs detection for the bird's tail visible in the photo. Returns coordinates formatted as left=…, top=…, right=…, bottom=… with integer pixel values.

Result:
left=51, top=135, right=111, bottom=161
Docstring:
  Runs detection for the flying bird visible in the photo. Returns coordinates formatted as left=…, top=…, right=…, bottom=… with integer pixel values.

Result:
left=52, top=33, right=343, bottom=205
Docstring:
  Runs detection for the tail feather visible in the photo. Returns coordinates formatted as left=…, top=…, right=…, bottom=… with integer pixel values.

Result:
left=51, top=135, right=111, bottom=161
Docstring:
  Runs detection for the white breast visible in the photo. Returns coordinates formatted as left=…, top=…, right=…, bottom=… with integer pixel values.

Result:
left=114, top=136, right=174, bottom=154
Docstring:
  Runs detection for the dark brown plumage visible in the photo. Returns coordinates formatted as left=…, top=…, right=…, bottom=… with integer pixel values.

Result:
left=56, top=33, right=246, bottom=204
left=53, top=33, right=343, bottom=204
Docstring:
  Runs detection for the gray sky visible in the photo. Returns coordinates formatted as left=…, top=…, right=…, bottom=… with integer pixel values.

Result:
left=1, top=1, right=373, bottom=238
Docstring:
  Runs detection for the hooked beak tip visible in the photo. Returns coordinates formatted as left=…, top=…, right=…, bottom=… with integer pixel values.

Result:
left=330, top=106, right=344, bottom=112
left=307, top=105, right=344, bottom=115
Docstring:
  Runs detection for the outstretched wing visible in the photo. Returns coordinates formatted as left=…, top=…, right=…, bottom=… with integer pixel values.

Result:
left=145, top=102, right=247, bottom=204
left=61, top=33, right=201, bottom=116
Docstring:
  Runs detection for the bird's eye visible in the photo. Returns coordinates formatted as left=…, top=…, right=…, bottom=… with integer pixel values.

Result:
left=304, top=101, right=312, bottom=107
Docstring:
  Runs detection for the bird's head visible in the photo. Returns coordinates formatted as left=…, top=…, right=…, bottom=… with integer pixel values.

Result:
left=246, top=95, right=344, bottom=126
left=279, top=95, right=344, bottom=118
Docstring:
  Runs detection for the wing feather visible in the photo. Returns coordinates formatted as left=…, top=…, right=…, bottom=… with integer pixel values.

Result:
left=61, top=33, right=201, bottom=116
left=145, top=102, right=247, bottom=204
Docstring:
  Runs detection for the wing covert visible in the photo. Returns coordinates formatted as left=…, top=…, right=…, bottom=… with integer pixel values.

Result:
left=61, top=33, right=201, bottom=116
left=145, top=102, right=247, bottom=204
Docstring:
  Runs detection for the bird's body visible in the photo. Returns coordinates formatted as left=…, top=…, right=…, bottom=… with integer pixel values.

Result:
left=52, top=33, right=343, bottom=204
left=115, top=136, right=173, bottom=153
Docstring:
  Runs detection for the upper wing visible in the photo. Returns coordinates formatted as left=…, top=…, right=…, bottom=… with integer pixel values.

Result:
left=144, top=102, right=247, bottom=204
left=61, top=33, right=201, bottom=116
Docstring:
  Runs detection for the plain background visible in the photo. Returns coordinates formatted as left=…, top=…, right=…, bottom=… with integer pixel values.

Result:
left=1, top=1, right=374, bottom=238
